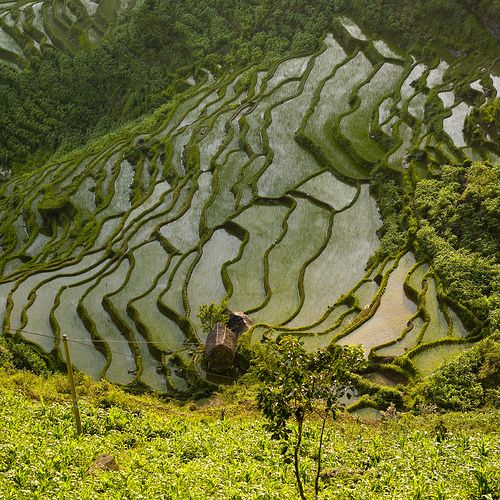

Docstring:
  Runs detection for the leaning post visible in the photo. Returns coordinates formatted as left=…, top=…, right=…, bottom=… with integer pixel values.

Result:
left=62, top=334, right=83, bottom=435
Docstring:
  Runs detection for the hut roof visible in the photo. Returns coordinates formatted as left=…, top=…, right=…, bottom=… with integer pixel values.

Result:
left=227, top=311, right=254, bottom=336
left=205, top=322, right=237, bottom=373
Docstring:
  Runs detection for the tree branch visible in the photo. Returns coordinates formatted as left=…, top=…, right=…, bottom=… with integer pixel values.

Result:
left=314, top=410, right=329, bottom=498
left=294, top=416, right=307, bottom=500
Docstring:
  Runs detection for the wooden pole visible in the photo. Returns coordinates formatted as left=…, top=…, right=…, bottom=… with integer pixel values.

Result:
left=62, top=334, right=83, bottom=435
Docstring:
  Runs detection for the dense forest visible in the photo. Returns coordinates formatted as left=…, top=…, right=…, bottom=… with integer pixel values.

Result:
left=1, top=0, right=499, bottom=174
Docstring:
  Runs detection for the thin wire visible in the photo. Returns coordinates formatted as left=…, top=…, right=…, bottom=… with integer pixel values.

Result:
left=4, top=327, right=199, bottom=346
left=4, top=327, right=239, bottom=380
left=69, top=338, right=136, bottom=359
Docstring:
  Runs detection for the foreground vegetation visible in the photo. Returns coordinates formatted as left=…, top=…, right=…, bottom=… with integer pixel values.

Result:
left=0, top=368, right=498, bottom=499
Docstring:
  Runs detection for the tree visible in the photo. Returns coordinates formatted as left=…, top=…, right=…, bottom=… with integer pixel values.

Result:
left=197, top=299, right=229, bottom=335
left=253, top=336, right=365, bottom=499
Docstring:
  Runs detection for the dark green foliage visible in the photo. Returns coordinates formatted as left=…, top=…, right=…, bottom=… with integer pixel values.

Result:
left=434, top=419, right=448, bottom=442
left=344, top=0, right=499, bottom=56
left=414, top=161, right=500, bottom=331
left=423, top=354, right=484, bottom=410
left=2, top=0, right=499, bottom=175
left=370, top=168, right=408, bottom=261
left=197, top=300, right=229, bottom=335
left=412, top=335, right=500, bottom=411
left=0, top=336, right=49, bottom=375
left=0, top=0, right=337, bottom=174
left=0, top=338, right=13, bottom=369
left=464, top=98, right=500, bottom=146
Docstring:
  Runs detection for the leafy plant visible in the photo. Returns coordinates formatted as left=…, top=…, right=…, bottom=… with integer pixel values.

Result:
left=410, top=335, right=500, bottom=411
left=0, top=337, right=49, bottom=375
left=0, top=367, right=499, bottom=498
left=0, top=338, right=13, bottom=369
left=197, top=300, right=230, bottom=335
left=252, top=336, right=365, bottom=499
left=472, top=468, right=497, bottom=499
left=434, top=419, right=448, bottom=443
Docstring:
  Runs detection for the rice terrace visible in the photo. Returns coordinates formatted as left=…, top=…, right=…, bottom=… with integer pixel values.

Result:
left=0, top=0, right=499, bottom=498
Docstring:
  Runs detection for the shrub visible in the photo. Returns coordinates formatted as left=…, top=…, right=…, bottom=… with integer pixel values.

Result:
left=253, top=337, right=365, bottom=499
left=0, top=338, right=13, bottom=369
left=412, top=335, right=500, bottom=411
left=8, top=340, right=49, bottom=375
left=197, top=300, right=229, bottom=335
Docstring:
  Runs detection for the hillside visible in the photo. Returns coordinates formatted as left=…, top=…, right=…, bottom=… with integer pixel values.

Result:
left=0, top=1, right=499, bottom=411
left=0, top=2, right=500, bottom=498
left=1, top=0, right=499, bottom=174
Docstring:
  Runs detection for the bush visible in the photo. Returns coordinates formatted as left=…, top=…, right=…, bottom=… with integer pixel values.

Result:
left=422, top=357, right=484, bottom=411
left=0, top=338, right=13, bottom=369
left=412, top=336, right=500, bottom=411
left=3, top=338, right=49, bottom=375
left=197, top=300, right=229, bottom=335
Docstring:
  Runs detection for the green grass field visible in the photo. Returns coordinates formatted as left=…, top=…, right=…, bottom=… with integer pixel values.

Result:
left=0, top=369, right=498, bottom=499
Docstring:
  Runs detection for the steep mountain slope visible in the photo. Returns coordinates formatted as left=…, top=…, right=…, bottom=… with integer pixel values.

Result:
left=0, top=4, right=498, bottom=403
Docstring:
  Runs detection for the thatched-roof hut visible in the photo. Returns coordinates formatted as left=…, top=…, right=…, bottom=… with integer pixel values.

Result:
left=205, top=322, right=237, bottom=373
left=227, top=311, right=254, bottom=336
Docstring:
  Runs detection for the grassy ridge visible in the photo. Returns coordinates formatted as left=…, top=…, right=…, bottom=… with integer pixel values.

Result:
left=0, top=368, right=498, bottom=499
